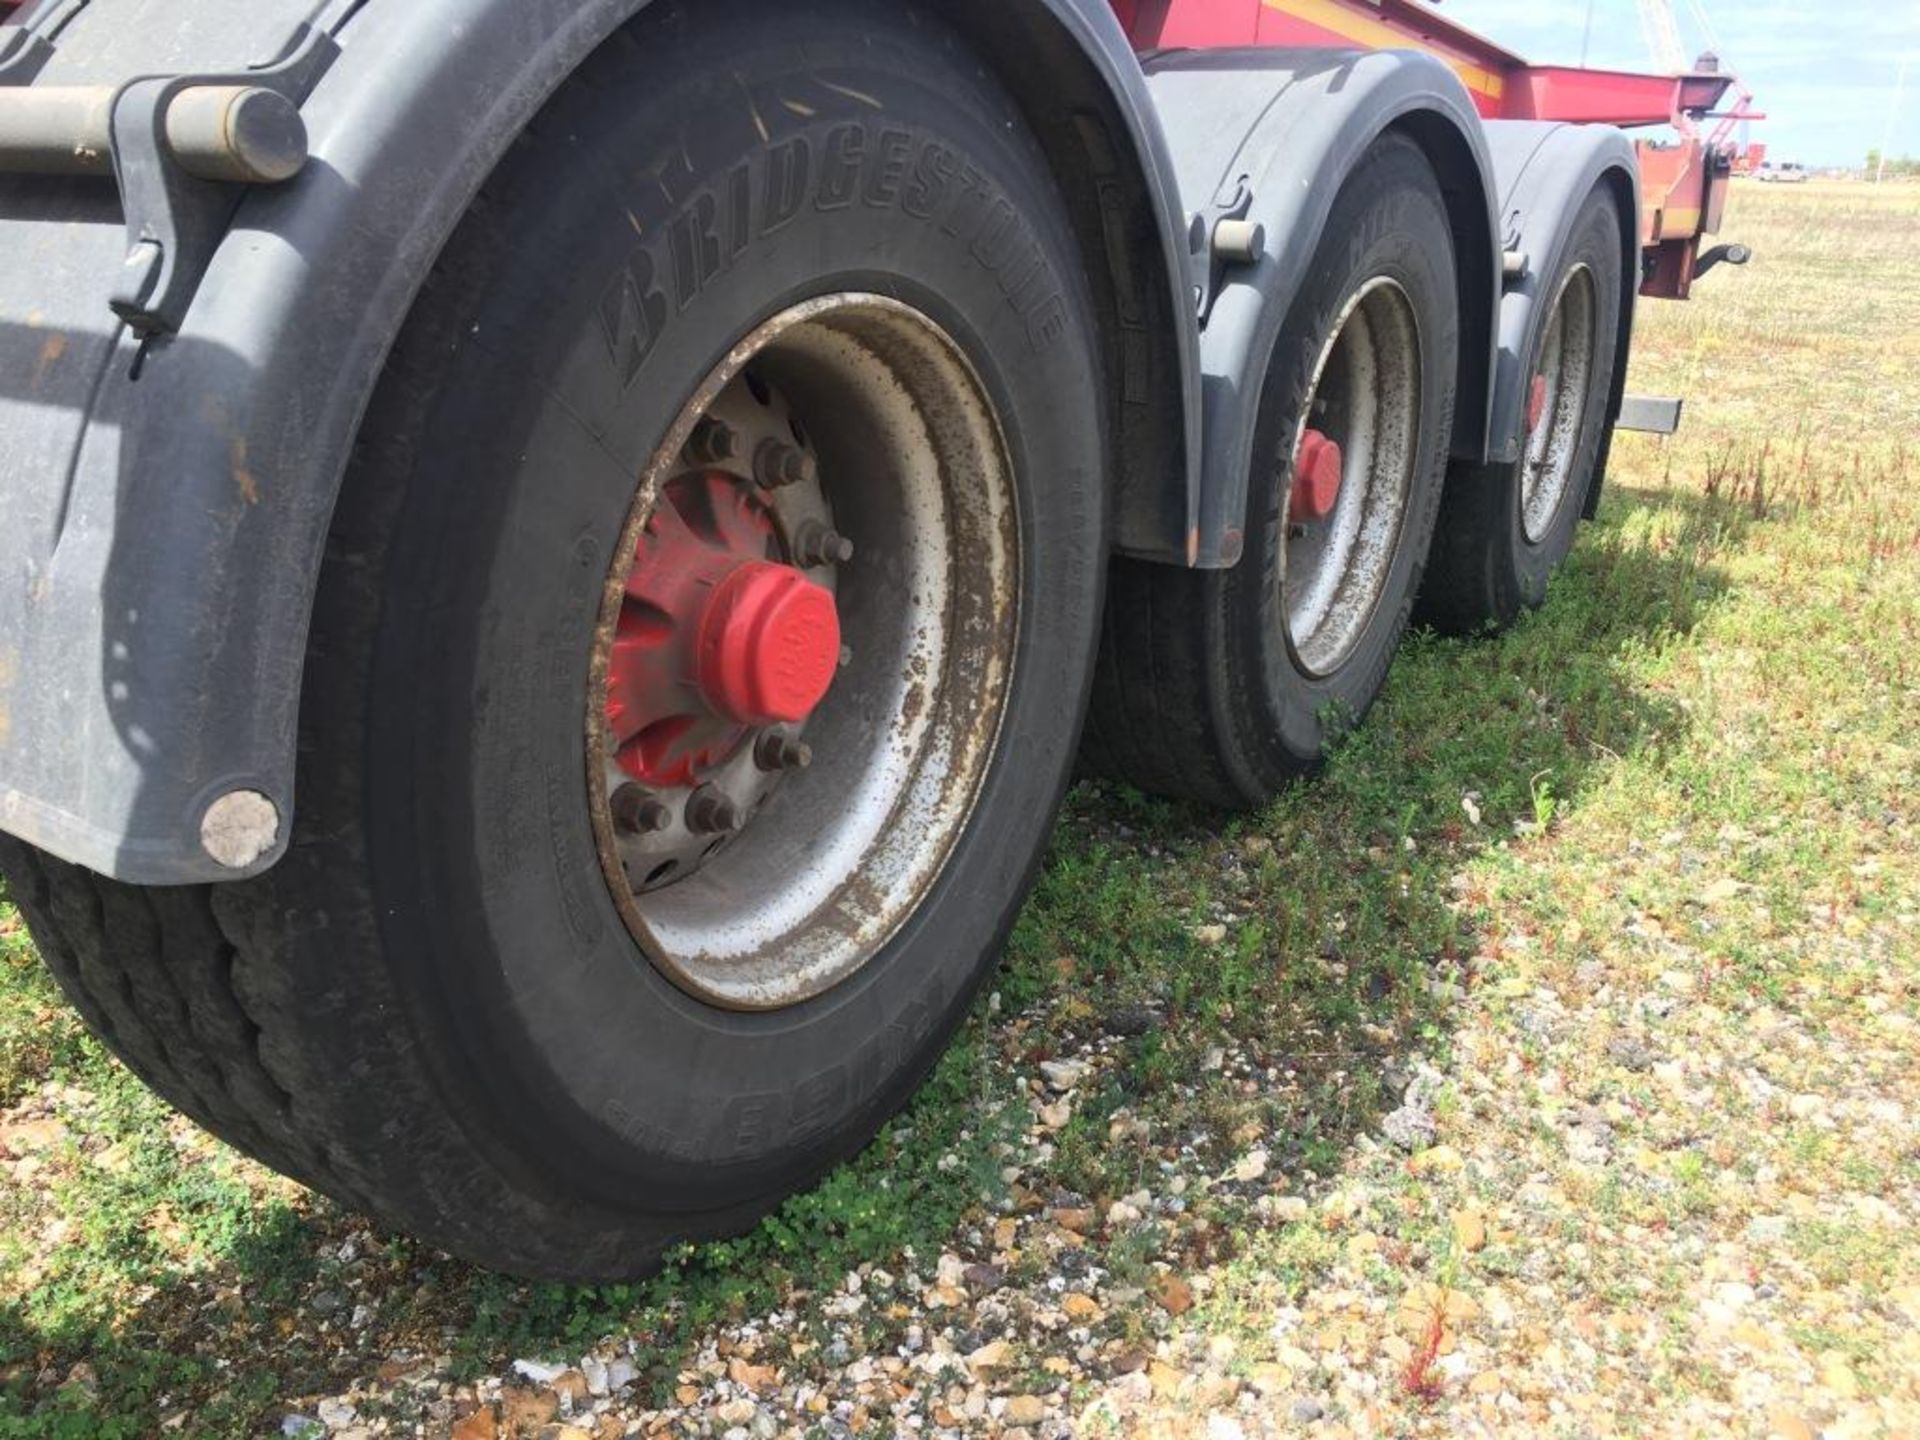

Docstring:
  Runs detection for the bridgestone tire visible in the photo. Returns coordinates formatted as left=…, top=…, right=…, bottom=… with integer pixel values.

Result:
left=1084, top=134, right=1458, bottom=808
left=1417, top=185, right=1624, bottom=633
left=0, top=0, right=1106, bottom=1280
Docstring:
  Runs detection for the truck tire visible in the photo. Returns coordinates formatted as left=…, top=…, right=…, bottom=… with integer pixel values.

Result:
left=0, top=0, right=1105, bottom=1280
left=1418, top=185, right=1623, bottom=632
left=1086, top=133, right=1458, bottom=807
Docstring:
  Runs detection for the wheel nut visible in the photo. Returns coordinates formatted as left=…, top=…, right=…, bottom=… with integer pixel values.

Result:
left=754, top=730, right=814, bottom=772
left=610, top=783, right=673, bottom=835
left=754, top=439, right=817, bottom=489
left=684, top=416, right=740, bottom=466
left=793, top=520, right=854, bottom=567
left=685, top=784, right=742, bottom=834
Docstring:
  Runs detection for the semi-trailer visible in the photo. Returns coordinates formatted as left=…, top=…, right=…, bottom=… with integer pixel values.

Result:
left=0, top=0, right=1747, bottom=1277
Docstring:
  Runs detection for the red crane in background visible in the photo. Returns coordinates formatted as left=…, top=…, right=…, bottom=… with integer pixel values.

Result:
left=1639, top=0, right=1768, bottom=172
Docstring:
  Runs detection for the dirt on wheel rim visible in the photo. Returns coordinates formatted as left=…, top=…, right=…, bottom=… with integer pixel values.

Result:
left=586, top=294, right=1021, bottom=1011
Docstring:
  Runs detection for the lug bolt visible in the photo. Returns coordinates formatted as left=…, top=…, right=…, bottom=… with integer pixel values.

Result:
left=754, top=439, right=817, bottom=489
left=685, top=784, right=742, bottom=835
left=754, top=730, right=814, bottom=772
left=792, top=520, right=855, bottom=567
left=610, top=782, right=673, bottom=835
left=684, top=416, right=741, bottom=466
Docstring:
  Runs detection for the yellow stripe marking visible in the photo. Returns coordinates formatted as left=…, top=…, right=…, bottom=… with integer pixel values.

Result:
left=1656, top=206, right=1702, bottom=238
left=1261, top=0, right=1506, bottom=102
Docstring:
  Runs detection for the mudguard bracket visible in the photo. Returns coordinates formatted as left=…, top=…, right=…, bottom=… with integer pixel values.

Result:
left=107, top=24, right=339, bottom=334
left=1194, top=176, right=1258, bottom=325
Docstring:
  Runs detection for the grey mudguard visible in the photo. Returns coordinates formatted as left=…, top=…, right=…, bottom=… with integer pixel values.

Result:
left=1476, top=119, right=1640, bottom=468
left=1141, top=47, right=1502, bottom=569
left=0, top=0, right=1202, bottom=884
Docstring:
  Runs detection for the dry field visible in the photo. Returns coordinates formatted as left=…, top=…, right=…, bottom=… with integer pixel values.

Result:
left=1, top=179, right=1916, bottom=1439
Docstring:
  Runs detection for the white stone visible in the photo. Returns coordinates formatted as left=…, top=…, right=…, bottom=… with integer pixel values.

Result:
left=315, top=1398, right=356, bottom=1429
left=1040, top=1059, right=1089, bottom=1090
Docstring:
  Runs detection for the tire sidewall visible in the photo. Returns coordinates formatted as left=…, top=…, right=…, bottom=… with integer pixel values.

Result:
left=358, top=3, right=1103, bottom=1217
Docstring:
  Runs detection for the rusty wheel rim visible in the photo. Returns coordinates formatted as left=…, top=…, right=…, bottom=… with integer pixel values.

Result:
left=586, top=295, right=1019, bottom=1010
left=1282, top=276, right=1423, bottom=677
left=1521, top=263, right=1598, bottom=543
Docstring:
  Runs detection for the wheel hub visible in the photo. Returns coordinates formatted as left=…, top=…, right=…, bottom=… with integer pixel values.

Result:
left=1526, top=373, right=1549, bottom=436
left=696, top=560, right=840, bottom=727
left=606, top=470, right=838, bottom=789
left=1292, top=428, right=1345, bottom=522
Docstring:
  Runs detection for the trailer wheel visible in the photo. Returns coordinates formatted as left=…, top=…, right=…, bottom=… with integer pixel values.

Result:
left=1419, top=186, right=1624, bottom=632
left=1087, top=134, right=1458, bottom=807
left=0, top=0, right=1104, bottom=1280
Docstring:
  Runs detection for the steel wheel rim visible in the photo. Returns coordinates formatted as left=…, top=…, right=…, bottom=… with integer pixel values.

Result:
left=1521, top=263, right=1597, bottom=542
left=586, top=294, right=1019, bottom=1011
left=1282, top=276, right=1423, bottom=677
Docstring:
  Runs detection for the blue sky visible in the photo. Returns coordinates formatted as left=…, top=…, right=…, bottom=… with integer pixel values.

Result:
left=1441, top=1, right=1916, bottom=167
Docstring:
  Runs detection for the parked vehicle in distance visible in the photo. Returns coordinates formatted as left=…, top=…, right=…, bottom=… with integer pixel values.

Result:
left=0, top=0, right=1752, bottom=1280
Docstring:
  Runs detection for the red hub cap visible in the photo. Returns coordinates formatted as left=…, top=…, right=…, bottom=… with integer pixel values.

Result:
left=1527, top=373, right=1549, bottom=435
left=1292, top=428, right=1344, bottom=523
left=605, top=471, right=839, bottom=787
left=697, top=561, right=840, bottom=726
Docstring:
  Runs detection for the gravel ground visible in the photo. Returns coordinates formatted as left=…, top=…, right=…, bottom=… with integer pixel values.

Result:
left=251, top=835, right=1917, bottom=1440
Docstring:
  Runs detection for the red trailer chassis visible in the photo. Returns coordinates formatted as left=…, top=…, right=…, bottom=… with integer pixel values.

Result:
left=0, top=0, right=1751, bottom=301
left=1115, top=0, right=1748, bottom=299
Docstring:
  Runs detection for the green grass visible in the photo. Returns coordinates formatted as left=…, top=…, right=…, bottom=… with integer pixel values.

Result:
left=1, top=179, right=1916, bottom=1436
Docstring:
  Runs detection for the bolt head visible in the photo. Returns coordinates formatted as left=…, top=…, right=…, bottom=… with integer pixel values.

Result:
left=755, top=730, right=814, bottom=772
left=686, top=416, right=740, bottom=464
left=755, top=439, right=816, bottom=489
left=611, top=783, right=673, bottom=834
left=686, top=785, right=742, bottom=834
left=792, top=521, right=853, bottom=568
